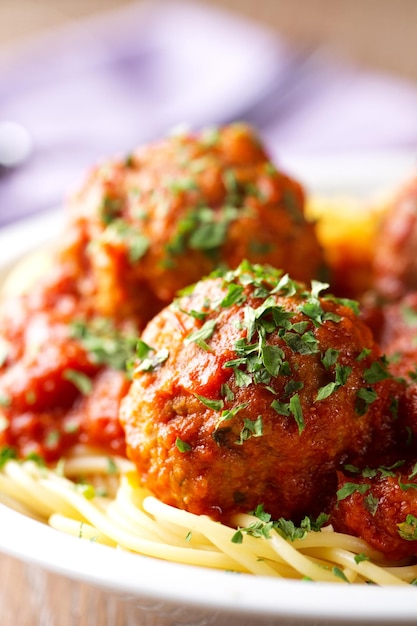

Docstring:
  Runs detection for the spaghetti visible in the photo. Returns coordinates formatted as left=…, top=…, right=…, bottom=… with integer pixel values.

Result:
left=0, top=452, right=415, bottom=585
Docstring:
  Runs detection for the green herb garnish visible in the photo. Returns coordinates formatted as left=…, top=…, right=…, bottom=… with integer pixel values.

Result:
left=175, top=437, right=192, bottom=453
left=63, top=369, right=93, bottom=395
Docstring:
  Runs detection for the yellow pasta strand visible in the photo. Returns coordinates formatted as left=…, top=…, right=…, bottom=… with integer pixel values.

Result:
left=0, top=457, right=415, bottom=585
left=143, top=496, right=281, bottom=577
left=305, top=547, right=410, bottom=586
left=49, top=514, right=117, bottom=547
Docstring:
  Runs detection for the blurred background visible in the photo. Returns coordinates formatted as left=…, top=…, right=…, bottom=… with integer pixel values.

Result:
left=2, top=0, right=417, bottom=81
left=1, top=0, right=417, bottom=225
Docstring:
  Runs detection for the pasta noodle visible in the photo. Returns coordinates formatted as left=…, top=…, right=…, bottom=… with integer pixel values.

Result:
left=1, top=454, right=416, bottom=585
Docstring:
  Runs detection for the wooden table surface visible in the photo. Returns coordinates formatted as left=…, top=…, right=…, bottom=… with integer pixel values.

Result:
left=0, top=549, right=245, bottom=625
left=0, top=553, right=128, bottom=626
left=0, top=551, right=196, bottom=626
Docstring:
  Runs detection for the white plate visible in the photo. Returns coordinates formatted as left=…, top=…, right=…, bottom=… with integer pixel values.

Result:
left=279, top=150, right=417, bottom=197
left=1, top=155, right=417, bottom=626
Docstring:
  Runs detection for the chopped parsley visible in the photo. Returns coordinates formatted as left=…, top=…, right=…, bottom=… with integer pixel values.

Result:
left=354, top=553, right=370, bottom=564
left=135, top=347, right=169, bottom=373
left=220, top=384, right=235, bottom=401
left=282, top=330, right=318, bottom=355
left=270, top=399, right=290, bottom=416
left=401, top=305, right=417, bottom=326
left=194, top=394, right=224, bottom=411
left=0, top=446, right=17, bottom=469
left=284, top=380, right=304, bottom=396
left=235, top=415, right=263, bottom=445
left=261, top=344, right=286, bottom=376
left=315, top=382, right=338, bottom=402
left=184, top=319, right=217, bottom=351
left=363, top=359, right=392, bottom=384
left=63, top=369, right=93, bottom=395
left=248, top=240, right=273, bottom=255
left=289, top=393, right=305, bottom=434
left=332, top=567, right=350, bottom=583
left=408, top=461, right=417, bottom=480
left=175, top=437, right=192, bottom=453
left=25, top=452, right=46, bottom=467
left=168, top=177, right=199, bottom=194
left=70, top=318, right=138, bottom=371
left=327, top=295, right=360, bottom=316
left=165, top=205, right=239, bottom=261
left=213, top=403, right=248, bottom=432
left=231, top=505, right=329, bottom=544
left=64, top=421, right=80, bottom=434
left=220, top=283, right=246, bottom=308
left=189, top=218, right=229, bottom=251
left=398, top=514, right=417, bottom=541
left=0, top=394, right=11, bottom=408
left=315, top=364, right=352, bottom=402
left=45, top=430, right=61, bottom=449
left=398, top=476, right=417, bottom=492
left=124, top=154, right=135, bottom=168
left=321, top=348, right=339, bottom=369
left=107, top=457, right=118, bottom=475
left=356, top=348, right=371, bottom=362
left=99, top=196, right=123, bottom=225
left=200, top=126, right=220, bottom=147
left=102, top=218, right=150, bottom=262
left=355, top=387, right=378, bottom=416
left=25, top=390, right=37, bottom=405
left=364, top=493, right=379, bottom=516
left=75, top=483, right=96, bottom=500
left=282, top=188, right=303, bottom=223
left=336, top=482, right=371, bottom=501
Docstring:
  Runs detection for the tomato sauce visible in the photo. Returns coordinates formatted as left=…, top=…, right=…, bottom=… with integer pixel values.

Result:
left=0, top=266, right=135, bottom=461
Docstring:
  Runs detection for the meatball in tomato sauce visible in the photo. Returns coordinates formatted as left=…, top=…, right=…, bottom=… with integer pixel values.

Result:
left=61, top=123, right=324, bottom=328
left=120, top=262, right=403, bottom=523
left=373, top=175, right=417, bottom=300
left=330, top=462, right=417, bottom=561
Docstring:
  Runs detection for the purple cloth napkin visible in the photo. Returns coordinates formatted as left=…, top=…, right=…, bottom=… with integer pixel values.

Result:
left=1, top=0, right=417, bottom=226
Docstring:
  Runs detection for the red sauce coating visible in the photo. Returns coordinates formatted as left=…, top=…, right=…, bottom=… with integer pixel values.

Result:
left=0, top=267, right=134, bottom=461
left=330, top=464, right=417, bottom=561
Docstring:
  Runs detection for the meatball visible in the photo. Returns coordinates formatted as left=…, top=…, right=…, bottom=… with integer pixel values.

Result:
left=120, top=262, right=402, bottom=522
left=330, top=463, right=417, bottom=561
left=375, top=292, right=417, bottom=356
left=61, top=123, right=324, bottom=328
left=361, top=293, right=417, bottom=455
left=373, top=175, right=417, bottom=300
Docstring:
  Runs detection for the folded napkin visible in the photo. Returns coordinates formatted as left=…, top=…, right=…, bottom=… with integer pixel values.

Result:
left=1, top=0, right=417, bottom=226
